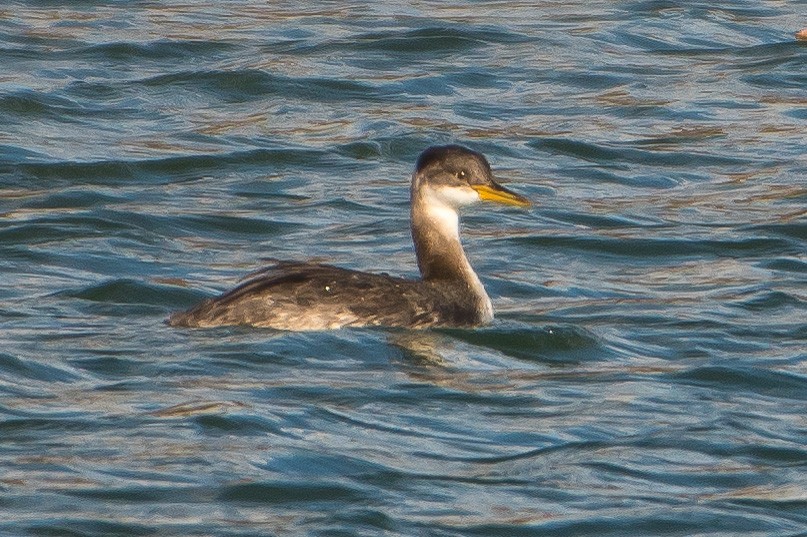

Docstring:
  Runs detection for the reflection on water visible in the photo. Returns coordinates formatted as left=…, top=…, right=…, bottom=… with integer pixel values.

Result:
left=1, top=1, right=806, bottom=536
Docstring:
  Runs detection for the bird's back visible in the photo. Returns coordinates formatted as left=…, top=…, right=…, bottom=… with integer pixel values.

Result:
left=167, top=262, right=485, bottom=330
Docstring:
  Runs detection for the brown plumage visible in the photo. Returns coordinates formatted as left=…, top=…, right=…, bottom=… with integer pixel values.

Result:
left=167, top=145, right=530, bottom=331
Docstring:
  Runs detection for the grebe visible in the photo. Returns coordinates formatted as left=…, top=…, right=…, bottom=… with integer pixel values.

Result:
left=167, top=145, right=530, bottom=330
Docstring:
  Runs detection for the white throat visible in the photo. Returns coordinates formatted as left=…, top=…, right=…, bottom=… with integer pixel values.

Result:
left=411, top=184, right=493, bottom=322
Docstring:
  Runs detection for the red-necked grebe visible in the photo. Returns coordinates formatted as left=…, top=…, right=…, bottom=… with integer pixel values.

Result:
left=167, top=145, right=530, bottom=330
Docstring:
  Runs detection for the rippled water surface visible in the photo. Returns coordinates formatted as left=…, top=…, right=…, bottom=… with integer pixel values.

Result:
left=1, top=2, right=806, bottom=536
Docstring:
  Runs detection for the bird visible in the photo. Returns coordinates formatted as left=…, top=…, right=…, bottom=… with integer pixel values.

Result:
left=167, top=144, right=530, bottom=331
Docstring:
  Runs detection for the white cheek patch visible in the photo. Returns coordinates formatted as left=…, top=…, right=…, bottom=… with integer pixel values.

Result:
left=426, top=184, right=480, bottom=209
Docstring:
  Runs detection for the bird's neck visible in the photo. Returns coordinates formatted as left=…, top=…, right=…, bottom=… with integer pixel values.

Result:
left=409, top=178, right=494, bottom=323
left=410, top=192, right=487, bottom=298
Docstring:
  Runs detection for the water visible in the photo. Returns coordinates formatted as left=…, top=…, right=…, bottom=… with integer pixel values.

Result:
left=1, top=2, right=805, bottom=536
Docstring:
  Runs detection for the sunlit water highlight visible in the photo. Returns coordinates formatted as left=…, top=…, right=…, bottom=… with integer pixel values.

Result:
left=1, top=2, right=805, bottom=536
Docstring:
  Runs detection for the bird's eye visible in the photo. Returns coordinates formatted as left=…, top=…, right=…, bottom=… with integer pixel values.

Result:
left=456, top=170, right=466, bottom=180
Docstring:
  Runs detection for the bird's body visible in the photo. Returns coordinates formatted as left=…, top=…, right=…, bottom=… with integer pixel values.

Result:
left=167, top=145, right=529, bottom=331
left=167, top=262, right=490, bottom=330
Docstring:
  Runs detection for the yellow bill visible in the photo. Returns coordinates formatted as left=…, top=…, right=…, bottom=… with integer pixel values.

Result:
left=471, top=182, right=531, bottom=208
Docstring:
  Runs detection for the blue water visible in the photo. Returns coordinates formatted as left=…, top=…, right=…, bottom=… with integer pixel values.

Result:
left=1, top=2, right=806, bottom=536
